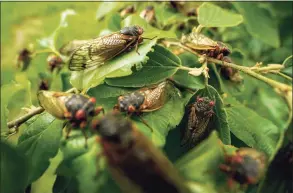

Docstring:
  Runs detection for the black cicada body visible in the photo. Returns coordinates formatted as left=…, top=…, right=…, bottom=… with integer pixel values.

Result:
left=93, top=113, right=192, bottom=193
left=68, top=26, right=144, bottom=71
left=181, top=96, right=215, bottom=148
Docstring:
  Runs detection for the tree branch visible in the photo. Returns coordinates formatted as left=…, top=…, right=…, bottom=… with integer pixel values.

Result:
left=7, top=107, right=44, bottom=129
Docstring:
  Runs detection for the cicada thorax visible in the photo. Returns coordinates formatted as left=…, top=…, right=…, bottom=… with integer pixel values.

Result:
left=68, top=26, right=144, bottom=71
left=95, top=114, right=191, bottom=193
left=181, top=96, right=215, bottom=148
left=219, top=148, right=267, bottom=186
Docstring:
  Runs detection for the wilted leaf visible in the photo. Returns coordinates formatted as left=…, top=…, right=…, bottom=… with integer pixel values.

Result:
left=105, top=45, right=181, bottom=87
left=1, top=141, right=29, bottom=193
left=17, top=112, right=64, bottom=184
left=198, top=3, right=243, bottom=27
left=224, top=97, right=280, bottom=156
left=233, top=2, right=280, bottom=48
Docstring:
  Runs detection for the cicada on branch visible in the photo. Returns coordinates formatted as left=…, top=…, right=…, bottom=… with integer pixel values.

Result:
left=92, top=113, right=192, bottom=193
left=68, top=26, right=155, bottom=71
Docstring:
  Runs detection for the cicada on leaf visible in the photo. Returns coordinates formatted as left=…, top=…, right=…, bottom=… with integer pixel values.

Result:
left=93, top=113, right=192, bottom=193
left=37, top=91, right=104, bottom=145
left=68, top=25, right=153, bottom=71
left=114, top=81, right=178, bottom=131
left=219, top=148, right=267, bottom=188
left=181, top=96, right=215, bottom=148
left=181, top=33, right=231, bottom=61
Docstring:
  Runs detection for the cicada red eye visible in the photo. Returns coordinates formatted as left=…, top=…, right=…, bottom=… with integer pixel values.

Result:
left=197, top=97, right=203, bottom=103
left=89, top=97, right=96, bottom=104
left=75, top=109, right=86, bottom=120
left=209, top=101, right=215, bottom=107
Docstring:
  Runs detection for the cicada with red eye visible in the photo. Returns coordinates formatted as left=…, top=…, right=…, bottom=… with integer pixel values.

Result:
left=181, top=96, right=215, bottom=148
left=114, top=81, right=177, bottom=131
left=92, top=113, right=192, bottom=193
left=37, top=91, right=104, bottom=145
left=68, top=26, right=155, bottom=71
left=219, top=148, right=267, bottom=189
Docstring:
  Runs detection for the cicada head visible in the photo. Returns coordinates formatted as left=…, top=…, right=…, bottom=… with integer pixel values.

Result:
left=95, top=113, right=134, bottom=146
left=120, top=26, right=144, bottom=36
left=117, top=92, right=145, bottom=113
left=195, top=96, right=215, bottom=113
left=220, top=148, right=267, bottom=185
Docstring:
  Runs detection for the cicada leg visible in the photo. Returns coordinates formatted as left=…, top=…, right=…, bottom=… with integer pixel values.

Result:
left=65, top=126, right=72, bottom=139
left=137, top=114, right=154, bottom=132
left=80, top=121, right=88, bottom=148
left=95, top=106, right=105, bottom=116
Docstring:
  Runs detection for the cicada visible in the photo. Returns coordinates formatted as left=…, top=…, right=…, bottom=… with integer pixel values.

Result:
left=181, top=33, right=231, bottom=62
left=140, top=6, right=156, bottom=24
left=93, top=113, right=192, bottom=193
left=120, top=5, right=135, bottom=18
left=68, top=26, right=149, bottom=71
left=47, top=54, right=63, bottom=72
left=37, top=91, right=104, bottom=143
left=114, top=81, right=175, bottom=114
left=181, top=96, right=215, bottom=148
left=219, top=148, right=267, bottom=188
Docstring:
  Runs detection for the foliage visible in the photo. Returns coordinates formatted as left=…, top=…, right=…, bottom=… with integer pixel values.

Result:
left=1, top=2, right=292, bottom=193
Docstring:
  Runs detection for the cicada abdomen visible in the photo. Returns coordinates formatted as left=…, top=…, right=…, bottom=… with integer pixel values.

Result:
left=68, top=26, right=145, bottom=71
left=93, top=113, right=192, bottom=193
left=181, top=96, right=215, bottom=148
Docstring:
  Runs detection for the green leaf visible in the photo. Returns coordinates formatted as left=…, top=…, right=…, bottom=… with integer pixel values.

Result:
left=1, top=141, right=29, bottom=193
left=224, top=97, right=280, bottom=156
left=233, top=3, right=280, bottom=48
left=105, top=45, right=181, bottom=87
left=69, top=38, right=157, bottom=91
left=194, top=85, right=231, bottom=144
left=53, top=175, right=79, bottom=193
left=172, top=52, right=205, bottom=90
left=56, top=133, right=120, bottom=193
left=95, top=2, right=124, bottom=20
left=175, top=132, right=227, bottom=191
left=198, top=3, right=243, bottom=27
left=88, top=83, right=193, bottom=147
left=122, top=14, right=177, bottom=39
left=17, top=112, right=64, bottom=184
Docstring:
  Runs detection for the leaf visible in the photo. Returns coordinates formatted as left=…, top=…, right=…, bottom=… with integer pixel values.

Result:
left=56, top=133, right=120, bottom=193
left=1, top=141, right=29, bottom=193
left=105, top=45, right=181, bottom=87
left=198, top=3, right=243, bottom=27
left=194, top=85, right=231, bottom=144
left=17, top=112, right=64, bottom=184
left=175, top=132, right=227, bottom=191
left=53, top=175, right=79, bottom=193
left=172, top=52, right=205, bottom=90
left=224, top=97, right=280, bottom=156
left=95, top=2, right=124, bottom=20
left=233, top=2, right=280, bottom=48
left=69, top=38, right=157, bottom=91
left=88, top=83, right=193, bottom=147
left=122, top=14, right=177, bottom=39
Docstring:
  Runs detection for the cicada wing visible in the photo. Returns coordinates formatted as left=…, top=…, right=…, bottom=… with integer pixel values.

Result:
left=181, top=107, right=197, bottom=147
left=68, top=33, right=136, bottom=71
left=37, top=91, right=70, bottom=119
